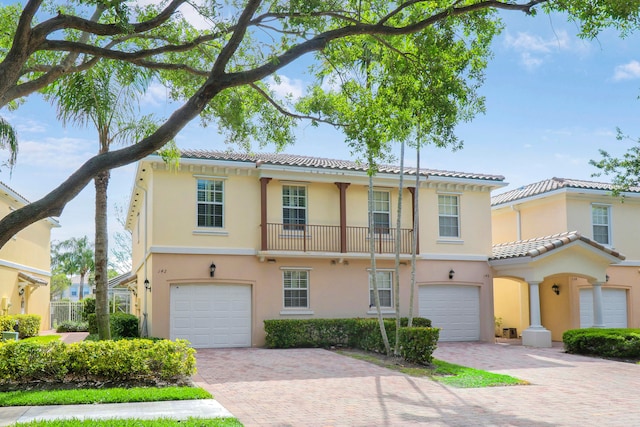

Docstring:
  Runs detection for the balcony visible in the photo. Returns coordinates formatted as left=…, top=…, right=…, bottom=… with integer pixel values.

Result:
left=263, top=223, right=414, bottom=254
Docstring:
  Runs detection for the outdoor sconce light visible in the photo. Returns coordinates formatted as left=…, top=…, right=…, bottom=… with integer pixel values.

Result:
left=210, top=262, right=216, bottom=278
left=552, top=284, right=560, bottom=295
left=449, top=269, right=455, bottom=280
left=606, top=274, right=610, bottom=282
left=144, top=279, right=151, bottom=292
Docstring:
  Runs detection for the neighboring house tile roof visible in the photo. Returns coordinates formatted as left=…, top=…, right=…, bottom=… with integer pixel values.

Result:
left=491, top=177, right=640, bottom=206
left=490, top=231, right=625, bottom=261
left=108, top=272, right=137, bottom=289
left=179, top=150, right=505, bottom=182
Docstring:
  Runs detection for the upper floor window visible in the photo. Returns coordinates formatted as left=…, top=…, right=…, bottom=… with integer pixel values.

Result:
left=371, top=190, right=390, bottom=234
left=283, top=185, right=306, bottom=230
left=369, top=270, right=393, bottom=308
left=592, top=204, right=611, bottom=245
left=438, top=194, right=460, bottom=238
left=197, top=179, right=224, bottom=228
left=283, top=270, right=309, bottom=308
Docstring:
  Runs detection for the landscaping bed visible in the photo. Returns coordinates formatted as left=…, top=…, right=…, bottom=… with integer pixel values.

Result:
left=563, top=328, right=640, bottom=363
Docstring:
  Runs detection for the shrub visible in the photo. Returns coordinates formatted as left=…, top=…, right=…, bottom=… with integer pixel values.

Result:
left=0, top=315, right=40, bottom=338
left=56, top=321, right=89, bottom=333
left=264, top=317, right=437, bottom=364
left=110, top=313, right=139, bottom=338
left=87, top=313, right=139, bottom=338
left=82, top=298, right=96, bottom=321
left=0, top=339, right=195, bottom=389
left=399, top=327, right=440, bottom=365
left=563, top=328, right=640, bottom=359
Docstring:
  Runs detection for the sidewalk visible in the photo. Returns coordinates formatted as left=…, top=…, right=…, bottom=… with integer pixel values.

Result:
left=0, top=400, right=233, bottom=426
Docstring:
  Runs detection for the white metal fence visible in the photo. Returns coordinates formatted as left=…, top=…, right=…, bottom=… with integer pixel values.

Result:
left=50, top=292, right=132, bottom=328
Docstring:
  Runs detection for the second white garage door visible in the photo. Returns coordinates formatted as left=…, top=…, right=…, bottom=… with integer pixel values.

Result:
left=419, top=285, right=480, bottom=341
left=579, top=288, right=627, bottom=328
left=170, top=284, right=251, bottom=348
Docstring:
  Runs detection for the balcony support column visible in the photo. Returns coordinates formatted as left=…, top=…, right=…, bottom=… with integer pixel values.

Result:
left=335, top=182, right=350, bottom=253
left=260, top=177, right=272, bottom=251
left=408, top=187, right=419, bottom=254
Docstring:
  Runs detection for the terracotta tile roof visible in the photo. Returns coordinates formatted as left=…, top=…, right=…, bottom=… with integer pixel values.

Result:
left=179, top=150, right=505, bottom=182
left=490, top=231, right=625, bottom=261
left=491, top=177, right=640, bottom=206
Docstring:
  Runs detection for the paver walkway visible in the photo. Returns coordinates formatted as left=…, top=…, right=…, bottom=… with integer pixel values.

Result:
left=194, top=342, right=640, bottom=427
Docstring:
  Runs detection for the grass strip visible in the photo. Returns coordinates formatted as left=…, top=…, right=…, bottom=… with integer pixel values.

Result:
left=14, top=418, right=242, bottom=427
left=0, top=386, right=212, bottom=407
left=20, top=335, right=61, bottom=344
left=338, top=350, right=527, bottom=388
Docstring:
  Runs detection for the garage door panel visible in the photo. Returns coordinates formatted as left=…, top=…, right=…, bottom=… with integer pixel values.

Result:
left=419, top=285, right=480, bottom=342
left=580, top=288, right=627, bottom=328
left=170, top=284, right=252, bottom=348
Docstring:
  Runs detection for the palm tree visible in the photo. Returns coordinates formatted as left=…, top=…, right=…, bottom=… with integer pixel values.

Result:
left=52, top=236, right=94, bottom=300
left=47, top=61, right=153, bottom=339
left=0, top=116, right=18, bottom=170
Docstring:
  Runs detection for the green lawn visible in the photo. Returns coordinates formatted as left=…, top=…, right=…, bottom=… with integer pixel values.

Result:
left=19, top=335, right=61, bottom=344
left=14, top=418, right=242, bottom=427
left=0, top=386, right=212, bottom=407
left=338, top=350, right=527, bottom=388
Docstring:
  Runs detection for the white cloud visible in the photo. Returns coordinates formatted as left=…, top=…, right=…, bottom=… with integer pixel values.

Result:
left=612, top=60, right=640, bottom=81
left=15, top=137, right=94, bottom=170
left=503, top=30, right=571, bottom=70
left=140, top=82, right=170, bottom=107
left=14, top=118, right=47, bottom=134
left=265, top=75, right=305, bottom=101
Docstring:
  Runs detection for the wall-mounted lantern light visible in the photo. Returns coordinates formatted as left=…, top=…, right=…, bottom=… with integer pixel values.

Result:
left=449, top=269, right=455, bottom=280
left=605, top=274, right=610, bottom=282
left=552, top=284, right=560, bottom=295
left=144, top=279, right=151, bottom=292
left=210, top=262, right=216, bottom=278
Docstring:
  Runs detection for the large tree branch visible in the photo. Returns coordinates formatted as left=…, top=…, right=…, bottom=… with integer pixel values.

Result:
left=31, top=0, right=187, bottom=39
left=249, top=83, right=346, bottom=126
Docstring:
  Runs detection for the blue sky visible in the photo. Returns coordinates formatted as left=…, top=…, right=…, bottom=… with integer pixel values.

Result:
left=2, top=8, right=640, bottom=245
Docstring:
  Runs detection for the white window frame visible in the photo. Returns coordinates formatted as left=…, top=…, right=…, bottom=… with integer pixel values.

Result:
left=438, top=194, right=460, bottom=238
left=371, top=190, right=391, bottom=234
left=196, top=178, right=224, bottom=228
left=282, top=269, right=310, bottom=309
left=369, top=270, right=393, bottom=309
left=282, top=185, right=307, bottom=231
left=592, top=204, right=612, bottom=246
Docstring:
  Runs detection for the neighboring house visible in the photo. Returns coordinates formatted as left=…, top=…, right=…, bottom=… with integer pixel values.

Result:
left=491, top=177, right=640, bottom=347
left=126, top=151, right=506, bottom=348
left=0, top=182, right=59, bottom=330
left=58, top=275, right=94, bottom=301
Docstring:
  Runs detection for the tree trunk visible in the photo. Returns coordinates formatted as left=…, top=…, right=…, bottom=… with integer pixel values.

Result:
left=369, top=170, right=391, bottom=356
left=94, top=169, right=111, bottom=340
left=393, top=139, right=405, bottom=355
left=78, top=273, right=85, bottom=301
left=408, top=139, right=421, bottom=327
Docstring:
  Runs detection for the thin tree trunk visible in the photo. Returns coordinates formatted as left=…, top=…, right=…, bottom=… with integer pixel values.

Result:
left=393, top=139, right=405, bottom=355
left=369, top=169, right=391, bottom=356
left=78, top=273, right=85, bottom=301
left=94, top=169, right=111, bottom=340
left=408, top=136, right=421, bottom=326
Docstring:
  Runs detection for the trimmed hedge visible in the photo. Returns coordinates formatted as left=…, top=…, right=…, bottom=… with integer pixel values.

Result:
left=88, top=313, right=139, bottom=338
left=0, top=339, right=196, bottom=389
left=55, top=321, right=89, bottom=333
left=399, top=327, right=439, bottom=365
left=0, top=315, right=41, bottom=338
left=264, top=317, right=438, bottom=365
left=563, top=328, right=640, bottom=359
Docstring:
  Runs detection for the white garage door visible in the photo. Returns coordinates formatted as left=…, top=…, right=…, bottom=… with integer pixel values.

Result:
left=579, top=288, right=627, bottom=328
left=170, top=284, right=251, bottom=348
left=419, top=285, right=480, bottom=341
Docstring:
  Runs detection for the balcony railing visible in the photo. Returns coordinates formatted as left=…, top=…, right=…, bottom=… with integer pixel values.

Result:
left=264, top=223, right=413, bottom=254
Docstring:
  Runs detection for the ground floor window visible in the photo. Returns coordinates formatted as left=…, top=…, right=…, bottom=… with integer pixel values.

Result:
left=369, top=271, right=393, bottom=308
left=283, top=270, right=309, bottom=308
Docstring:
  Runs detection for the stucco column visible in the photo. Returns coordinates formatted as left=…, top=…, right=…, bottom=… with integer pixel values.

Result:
left=592, top=282, right=605, bottom=328
left=260, top=177, right=272, bottom=251
left=521, top=281, right=552, bottom=348
left=334, top=182, right=350, bottom=253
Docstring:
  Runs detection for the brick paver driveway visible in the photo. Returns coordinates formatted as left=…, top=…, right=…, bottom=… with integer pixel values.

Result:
left=194, top=342, right=640, bottom=427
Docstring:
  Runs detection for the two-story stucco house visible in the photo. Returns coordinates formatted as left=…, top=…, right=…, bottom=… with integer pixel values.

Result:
left=491, top=177, right=639, bottom=347
left=126, top=151, right=506, bottom=348
left=0, top=182, right=59, bottom=329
